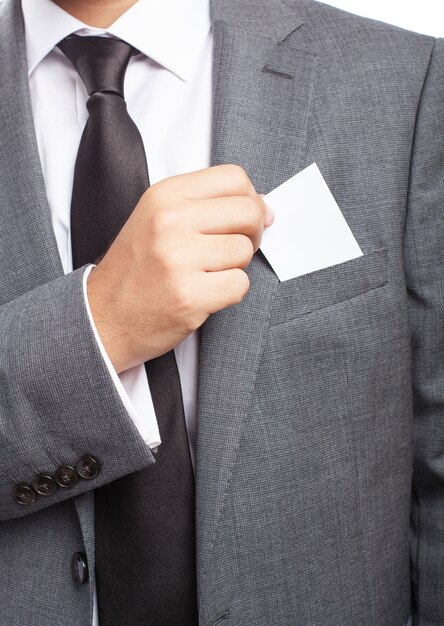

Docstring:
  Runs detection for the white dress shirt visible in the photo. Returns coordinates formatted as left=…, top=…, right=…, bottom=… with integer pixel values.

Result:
left=22, top=2, right=211, bottom=622
left=22, top=0, right=212, bottom=467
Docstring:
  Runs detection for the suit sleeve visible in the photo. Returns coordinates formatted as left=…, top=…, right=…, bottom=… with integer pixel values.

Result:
left=0, top=267, right=154, bottom=521
left=405, top=38, right=444, bottom=625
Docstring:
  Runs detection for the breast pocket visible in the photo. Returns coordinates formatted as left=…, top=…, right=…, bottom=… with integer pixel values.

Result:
left=270, top=248, right=388, bottom=327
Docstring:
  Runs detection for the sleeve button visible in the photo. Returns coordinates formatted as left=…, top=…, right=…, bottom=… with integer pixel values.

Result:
left=13, top=484, right=36, bottom=505
left=76, top=456, right=99, bottom=480
left=55, top=466, right=79, bottom=488
left=32, top=475, right=57, bottom=496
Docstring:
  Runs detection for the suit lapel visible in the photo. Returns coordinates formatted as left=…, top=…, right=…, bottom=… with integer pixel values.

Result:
left=0, top=0, right=62, bottom=306
left=196, top=0, right=318, bottom=585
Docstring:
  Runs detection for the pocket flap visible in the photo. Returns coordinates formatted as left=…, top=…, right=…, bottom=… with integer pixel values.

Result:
left=270, top=248, right=388, bottom=326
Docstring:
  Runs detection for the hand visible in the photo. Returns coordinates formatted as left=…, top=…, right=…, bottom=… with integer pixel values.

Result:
left=87, top=165, right=274, bottom=373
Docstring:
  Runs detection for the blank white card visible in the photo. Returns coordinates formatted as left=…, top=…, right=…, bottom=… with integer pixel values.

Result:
left=261, top=163, right=362, bottom=282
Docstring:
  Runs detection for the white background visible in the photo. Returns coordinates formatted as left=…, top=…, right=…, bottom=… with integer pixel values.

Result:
left=319, top=0, right=444, bottom=37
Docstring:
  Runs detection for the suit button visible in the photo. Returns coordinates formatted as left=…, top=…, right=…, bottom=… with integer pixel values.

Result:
left=72, top=552, right=89, bottom=584
left=32, top=475, right=57, bottom=496
left=13, top=484, right=36, bottom=505
left=55, top=466, right=79, bottom=488
left=76, top=456, right=99, bottom=480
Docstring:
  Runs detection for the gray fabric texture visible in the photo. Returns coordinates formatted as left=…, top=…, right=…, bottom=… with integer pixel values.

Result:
left=0, top=0, right=443, bottom=624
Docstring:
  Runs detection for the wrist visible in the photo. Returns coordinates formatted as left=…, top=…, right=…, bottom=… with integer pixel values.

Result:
left=86, top=266, right=132, bottom=374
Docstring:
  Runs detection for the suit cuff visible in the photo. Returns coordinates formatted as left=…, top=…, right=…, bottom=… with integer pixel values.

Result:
left=82, top=266, right=161, bottom=449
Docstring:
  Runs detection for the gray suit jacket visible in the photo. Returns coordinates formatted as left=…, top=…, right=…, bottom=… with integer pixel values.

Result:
left=0, top=0, right=443, bottom=624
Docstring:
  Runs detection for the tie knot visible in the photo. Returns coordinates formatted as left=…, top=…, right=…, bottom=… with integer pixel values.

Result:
left=58, top=36, right=137, bottom=98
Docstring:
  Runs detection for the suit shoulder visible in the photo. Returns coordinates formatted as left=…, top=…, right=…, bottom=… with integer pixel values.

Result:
left=286, top=0, right=436, bottom=83
left=290, top=0, right=435, bottom=60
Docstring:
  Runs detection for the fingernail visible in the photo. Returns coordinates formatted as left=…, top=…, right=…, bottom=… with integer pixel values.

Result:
left=264, top=202, right=275, bottom=227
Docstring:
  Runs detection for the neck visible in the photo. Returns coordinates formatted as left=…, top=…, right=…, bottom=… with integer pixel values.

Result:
left=50, top=0, right=139, bottom=28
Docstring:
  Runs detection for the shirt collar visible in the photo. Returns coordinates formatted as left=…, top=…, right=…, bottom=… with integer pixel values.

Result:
left=21, top=0, right=211, bottom=81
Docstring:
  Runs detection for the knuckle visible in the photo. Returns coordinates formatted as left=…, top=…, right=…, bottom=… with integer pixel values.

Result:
left=232, top=269, right=250, bottom=302
left=255, top=201, right=265, bottom=229
left=243, top=196, right=263, bottom=229
left=238, top=194, right=253, bottom=212
left=145, top=181, right=164, bottom=206
left=235, top=234, right=254, bottom=261
left=227, top=164, right=251, bottom=189
left=149, top=206, right=180, bottom=237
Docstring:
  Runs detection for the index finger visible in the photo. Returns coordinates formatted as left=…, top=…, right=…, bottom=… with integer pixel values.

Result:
left=165, top=164, right=258, bottom=201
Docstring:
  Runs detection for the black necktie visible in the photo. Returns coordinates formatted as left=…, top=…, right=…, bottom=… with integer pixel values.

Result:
left=58, top=36, right=198, bottom=625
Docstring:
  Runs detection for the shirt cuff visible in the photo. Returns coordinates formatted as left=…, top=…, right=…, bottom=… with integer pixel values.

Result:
left=82, top=265, right=161, bottom=449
